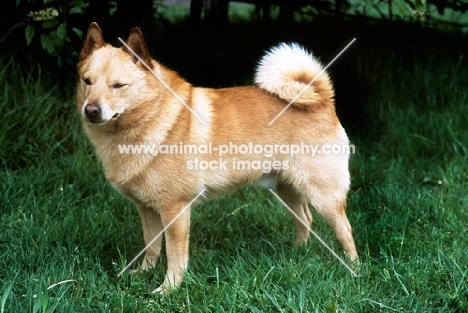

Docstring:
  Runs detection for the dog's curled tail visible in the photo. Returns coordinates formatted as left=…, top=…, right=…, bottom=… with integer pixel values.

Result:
left=255, top=43, right=334, bottom=109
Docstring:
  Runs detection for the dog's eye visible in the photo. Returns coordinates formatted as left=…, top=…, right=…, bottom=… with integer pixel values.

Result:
left=112, top=83, right=127, bottom=89
left=83, top=78, right=92, bottom=85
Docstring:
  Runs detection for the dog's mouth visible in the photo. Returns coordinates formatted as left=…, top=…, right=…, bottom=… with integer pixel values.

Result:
left=83, top=103, right=121, bottom=124
left=88, top=113, right=120, bottom=125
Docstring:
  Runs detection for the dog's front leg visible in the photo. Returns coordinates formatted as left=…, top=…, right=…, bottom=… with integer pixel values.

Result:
left=137, top=205, right=163, bottom=270
left=153, top=203, right=191, bottom=293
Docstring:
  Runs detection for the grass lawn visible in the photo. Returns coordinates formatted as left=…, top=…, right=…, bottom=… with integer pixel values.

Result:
left=1, top=17, right=468, bottom=312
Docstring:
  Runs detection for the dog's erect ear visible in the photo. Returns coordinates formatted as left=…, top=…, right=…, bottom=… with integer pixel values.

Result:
left=80, top=22, right=105, bottom=60
left=123, top=27, right=151, bottom=68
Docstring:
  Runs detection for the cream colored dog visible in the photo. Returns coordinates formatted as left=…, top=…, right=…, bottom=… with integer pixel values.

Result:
left=77, top=22, right=357, bottom=293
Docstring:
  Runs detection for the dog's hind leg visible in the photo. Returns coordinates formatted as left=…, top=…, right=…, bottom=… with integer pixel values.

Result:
left=277, top=182, right=312, bottom=245
left=137, top=205, right=163, bottom=270
left=305, top=185, right=358, bottom=261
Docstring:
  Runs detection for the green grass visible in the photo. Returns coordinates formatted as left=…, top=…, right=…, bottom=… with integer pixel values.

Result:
left=1, top=20, right=468, bottom=312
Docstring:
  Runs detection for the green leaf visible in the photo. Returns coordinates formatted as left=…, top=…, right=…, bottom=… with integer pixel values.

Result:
left=48, top=29, right=64, bottom=50
left=69, top=7, right=85, bottom=14
left=45, top=299, right=59, bottom=313
left=413, top=0, right=426, bottom=12
left=44, top=0, right=55, bottom=3
left=70, top=0, right=89, bottom=8
left=326, top=302, right=337, bottom=313
left=25, top=24, right=35, bottom=45
left=16, top=0, right=23, bottom=5
left=392, top=0, right=413, bottom=17
left=57, top=23, right=67, bottom=40
left=1, top=283, right=14, bottom=313
left=40, top=34, right=56, bottom=55
left=1, top=22, right=24, bottom=43
left=41, top=19, right=59, bottom=29
left=377, top=1, right=389, bottom=15
left=71, top=27, right=83, bottom=38
left=58, top=55, right=64, bottom=67
left=32, top=289, right=43, bottom=313
left=39, top=278, right=50, bottom=313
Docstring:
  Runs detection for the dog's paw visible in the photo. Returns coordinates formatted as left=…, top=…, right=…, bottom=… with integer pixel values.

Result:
left=129, top=268, right=145, bottom=275
left=141, top=257, right=159, bottom=271
left=350, top=257, right=362, bottom=275
left=152, top=273, right=180, bottom=294
left=152, top=284, right=173, bottom=294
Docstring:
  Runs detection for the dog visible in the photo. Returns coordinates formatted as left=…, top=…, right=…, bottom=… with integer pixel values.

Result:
left=76, top=22, right=358, bottom=293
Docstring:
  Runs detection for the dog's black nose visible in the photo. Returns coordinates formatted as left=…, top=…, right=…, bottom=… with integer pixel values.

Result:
left=85, top=104, right=101, bottom=123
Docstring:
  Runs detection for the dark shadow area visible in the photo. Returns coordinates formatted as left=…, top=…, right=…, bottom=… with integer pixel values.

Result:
left=2, top=2, right=467, bottom=137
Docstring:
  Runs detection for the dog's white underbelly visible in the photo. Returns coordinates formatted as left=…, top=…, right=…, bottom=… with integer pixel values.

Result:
left=253, top=174, right=278, bottom=189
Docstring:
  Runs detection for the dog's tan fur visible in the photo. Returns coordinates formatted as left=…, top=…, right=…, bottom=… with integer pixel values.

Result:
left=76, top=22, right=357, bottom=293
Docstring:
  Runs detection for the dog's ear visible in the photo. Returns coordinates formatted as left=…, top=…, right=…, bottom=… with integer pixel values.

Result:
left=123, top=27, right=151, bottom=68
left=80, top=22, right=105, bottom=60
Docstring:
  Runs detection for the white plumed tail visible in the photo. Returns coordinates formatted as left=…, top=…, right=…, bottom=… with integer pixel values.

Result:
left=254, top=43, right=334, bottom=109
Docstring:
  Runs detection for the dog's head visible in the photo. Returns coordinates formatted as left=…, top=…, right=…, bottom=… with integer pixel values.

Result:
left=76, top=22, right=153, bottom=126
